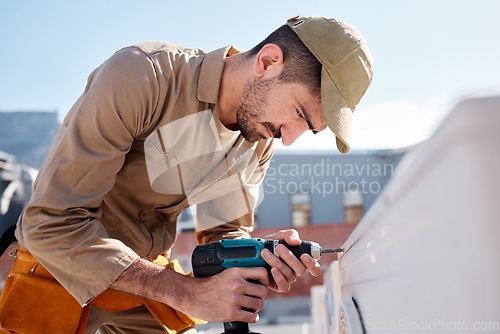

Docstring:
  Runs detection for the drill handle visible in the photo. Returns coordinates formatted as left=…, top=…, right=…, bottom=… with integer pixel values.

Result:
left=277, top=239, right=313, bottom=259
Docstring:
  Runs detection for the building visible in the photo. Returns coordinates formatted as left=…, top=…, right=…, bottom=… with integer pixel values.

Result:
left=256, top=148, right=406, bottom=228
left=0, top=111, right=60, bottom=169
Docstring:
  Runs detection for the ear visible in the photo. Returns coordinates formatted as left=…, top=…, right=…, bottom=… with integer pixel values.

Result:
left=253, top=43, right=284, bottom=79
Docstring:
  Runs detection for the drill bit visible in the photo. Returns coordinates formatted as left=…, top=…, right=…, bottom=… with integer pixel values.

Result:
left=321, top=248, right=344, bottom=254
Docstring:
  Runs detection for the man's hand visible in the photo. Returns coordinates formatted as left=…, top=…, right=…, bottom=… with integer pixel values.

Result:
left=260, top=229, right=322, bottom=292
left=191, top=267, right=269, bottom=323
left=110, top=258, right=270, bottom=323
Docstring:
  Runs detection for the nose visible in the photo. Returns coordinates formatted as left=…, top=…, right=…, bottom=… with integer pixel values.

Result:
left=280, top=124, right=308, bottom=146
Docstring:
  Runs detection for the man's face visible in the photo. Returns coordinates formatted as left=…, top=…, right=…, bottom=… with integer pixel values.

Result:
left=236, top=78, right=327, bottom=146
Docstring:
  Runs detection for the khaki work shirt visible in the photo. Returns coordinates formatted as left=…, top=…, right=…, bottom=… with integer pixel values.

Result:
left=16, top=42, right=274, bottom=305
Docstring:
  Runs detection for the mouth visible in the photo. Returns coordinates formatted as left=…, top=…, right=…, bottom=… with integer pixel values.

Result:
left=263, top=124, right=272, bottom=139
left=261, top=122, right=281, bottom=140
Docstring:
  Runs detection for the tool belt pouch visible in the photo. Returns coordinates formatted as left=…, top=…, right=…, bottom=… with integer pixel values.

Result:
left=0, top=249, right=84, bottom=334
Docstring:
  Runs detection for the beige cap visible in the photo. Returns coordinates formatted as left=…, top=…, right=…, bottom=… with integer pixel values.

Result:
left=287, top=16, right=374, bottom=154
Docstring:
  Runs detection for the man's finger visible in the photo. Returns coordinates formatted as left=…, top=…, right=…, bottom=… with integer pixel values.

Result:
left=281, top=229, right=302, bottom=246
left=275, top=244, right=306, bottom=276
left=266, top=229, right=301, bottom=246
left=239, top=267, right=271, bottom=287
left=235, top=308, right=260, bottom=324
left=261, top=248, right=295, bottom=279
left=270, top=267, right=292, bottom=292
left=301, top=254, right=322, bottom=277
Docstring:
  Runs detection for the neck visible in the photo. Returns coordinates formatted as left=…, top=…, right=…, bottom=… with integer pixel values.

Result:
left=218, top=52, right=250, bottom=131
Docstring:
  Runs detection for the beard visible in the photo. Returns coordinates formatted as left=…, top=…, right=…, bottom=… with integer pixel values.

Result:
left=236, top=78, right=282, bottom=143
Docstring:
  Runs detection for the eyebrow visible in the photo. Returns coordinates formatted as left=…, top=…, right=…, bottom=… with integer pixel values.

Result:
left=298, top=101, right=320, bottom=135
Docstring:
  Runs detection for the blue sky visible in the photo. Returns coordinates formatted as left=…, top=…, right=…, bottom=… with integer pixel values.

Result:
left=1, top=0, right=499, bottom=150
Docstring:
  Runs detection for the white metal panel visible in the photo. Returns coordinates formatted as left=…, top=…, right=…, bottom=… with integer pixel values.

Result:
left=336, top=96, right=500, bottom=333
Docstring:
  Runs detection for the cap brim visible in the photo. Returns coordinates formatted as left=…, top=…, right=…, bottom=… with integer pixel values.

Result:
left=321, top=67, right=353, bottom=154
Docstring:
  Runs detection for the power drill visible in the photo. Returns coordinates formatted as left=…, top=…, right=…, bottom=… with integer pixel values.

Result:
left=191, top=238, right=343, bottom=334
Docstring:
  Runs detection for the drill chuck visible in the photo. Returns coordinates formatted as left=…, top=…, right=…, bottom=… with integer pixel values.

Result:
left=310, top=242, right=321, bottom=260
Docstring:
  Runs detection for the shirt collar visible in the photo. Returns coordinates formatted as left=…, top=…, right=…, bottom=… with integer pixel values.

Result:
left=197, top=45, right=240, bottom=104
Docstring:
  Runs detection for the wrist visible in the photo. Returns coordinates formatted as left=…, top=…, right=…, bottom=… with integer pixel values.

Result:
left=110, top=257, right=201, bottom=314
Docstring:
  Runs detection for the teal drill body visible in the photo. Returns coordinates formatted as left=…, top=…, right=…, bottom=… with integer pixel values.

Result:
left=191, top=238, right=325, bottom=278
left=192, top=238, right=268, bottom=278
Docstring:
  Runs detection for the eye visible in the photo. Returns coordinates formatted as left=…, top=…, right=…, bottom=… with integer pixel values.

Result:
left=296, top=109, right=305, bottom=119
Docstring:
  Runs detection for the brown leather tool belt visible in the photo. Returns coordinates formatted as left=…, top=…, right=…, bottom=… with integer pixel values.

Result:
left=0, top=247, right=205, bottom=334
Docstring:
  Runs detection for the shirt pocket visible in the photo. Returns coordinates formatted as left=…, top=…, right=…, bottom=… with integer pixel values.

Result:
left=143, top=110, right=223, bottom=195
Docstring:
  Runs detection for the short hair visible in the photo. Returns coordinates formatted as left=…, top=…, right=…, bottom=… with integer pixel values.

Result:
left=248, top=24, right=322, bottom=96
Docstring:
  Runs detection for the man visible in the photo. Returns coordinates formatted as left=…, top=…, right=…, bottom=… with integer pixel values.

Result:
left=1, top=16, right=373, bottom=333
